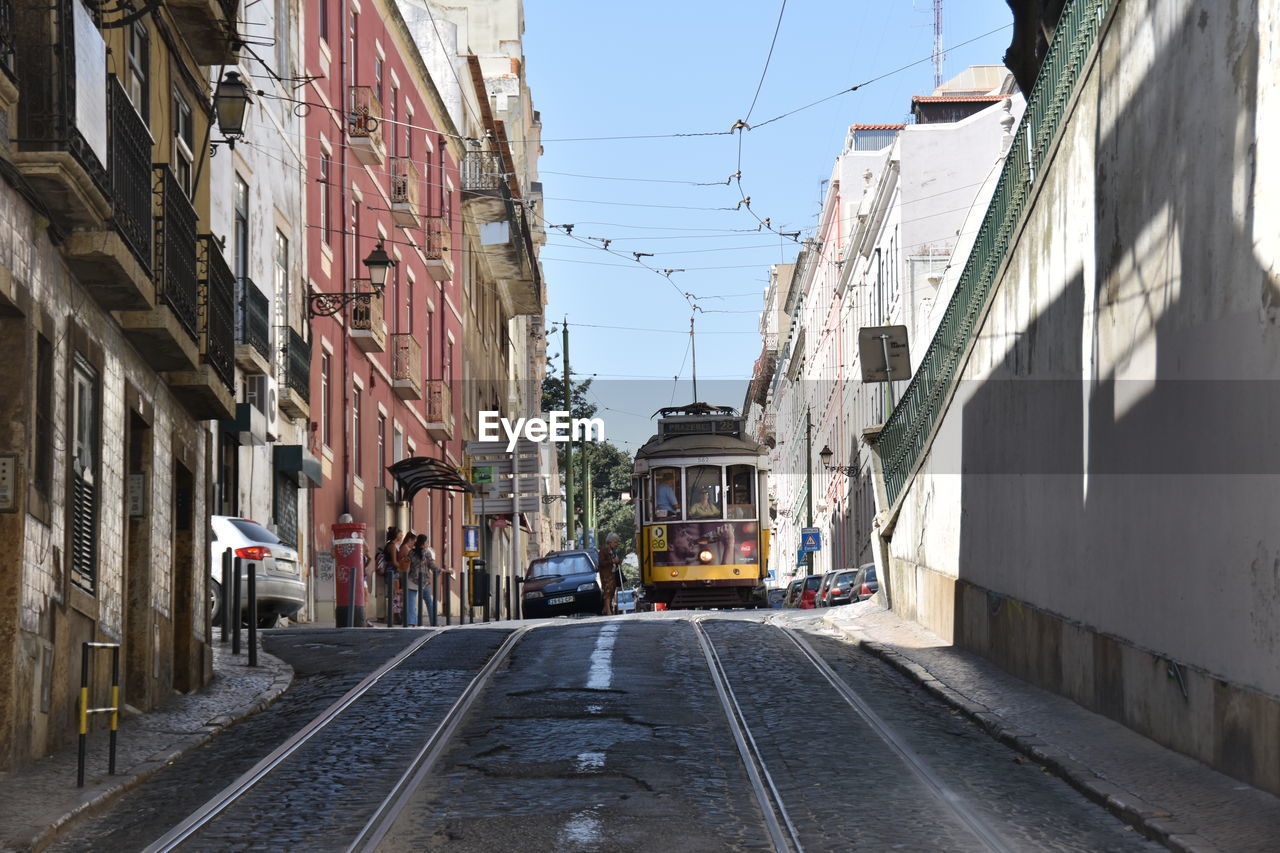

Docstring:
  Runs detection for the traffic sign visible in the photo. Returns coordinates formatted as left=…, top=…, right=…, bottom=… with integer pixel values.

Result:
left=800, top=527, right=821, bottom=552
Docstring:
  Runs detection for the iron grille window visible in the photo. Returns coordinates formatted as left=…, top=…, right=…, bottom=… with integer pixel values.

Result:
left=108, top=75, right=153, bottom=272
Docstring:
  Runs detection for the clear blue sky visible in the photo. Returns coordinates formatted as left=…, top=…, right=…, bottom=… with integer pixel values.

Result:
left=522, top=0, right=1014, bottom=452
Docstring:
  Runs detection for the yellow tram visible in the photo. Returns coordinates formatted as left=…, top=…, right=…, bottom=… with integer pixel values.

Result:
left=633, top=404, right=771, bottom=610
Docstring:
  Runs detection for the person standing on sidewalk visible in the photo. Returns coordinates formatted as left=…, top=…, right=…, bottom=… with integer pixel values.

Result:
left=378, top=528, right=404, bottom=625
left=406, top=534, right=431, bottom=626
left=598, top=533, right=623, bottom=616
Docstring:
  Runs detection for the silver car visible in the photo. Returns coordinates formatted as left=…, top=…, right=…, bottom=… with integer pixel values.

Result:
left=209, top=516, right=305, bottom=627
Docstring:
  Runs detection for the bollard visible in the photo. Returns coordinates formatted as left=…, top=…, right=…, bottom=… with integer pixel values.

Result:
left=247, top=559, right=258, bottom=667
left=232, top=557, right=243, bottom=656
left=77, top=642, right=121, bottom=788
left=220, top=548, right=232, bottom=643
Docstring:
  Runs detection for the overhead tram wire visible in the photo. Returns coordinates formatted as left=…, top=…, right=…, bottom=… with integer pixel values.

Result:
left=742, top=0, right=789, bottom=125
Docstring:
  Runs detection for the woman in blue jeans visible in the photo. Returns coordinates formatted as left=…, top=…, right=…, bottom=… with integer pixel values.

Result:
left=406, top=535, right=437, bottom=627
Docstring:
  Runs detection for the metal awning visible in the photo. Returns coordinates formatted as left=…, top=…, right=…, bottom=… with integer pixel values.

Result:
left=274, top=444, right=322, bottom=488
left=387, top=456, right=474, bottom=502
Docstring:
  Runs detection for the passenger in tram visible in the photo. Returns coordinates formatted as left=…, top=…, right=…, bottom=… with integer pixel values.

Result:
left=655, top=471, right=681, bottom=518
left=688, top=488, right=720, bottom=519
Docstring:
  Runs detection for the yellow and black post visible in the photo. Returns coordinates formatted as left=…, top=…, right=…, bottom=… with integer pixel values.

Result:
left=78, top=641, right=121, bottom=787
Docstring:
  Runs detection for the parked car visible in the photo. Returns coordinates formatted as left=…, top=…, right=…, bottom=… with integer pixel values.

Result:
left=825, top=569, right=861, bottom=606
left=521, top=550, right=602, bottom=618
left=616, top=588, right=637, bottom=614
left=816, top=570, right=844, bottom=607
left=767, top=588, right=787, bottom=609
left=798, top=574, right=822, bottom=609
left=209, top=516, right=305, bottom=627
left=855, top=564, right=879, bottom=601
left=784, top=579, right=804, bottom=608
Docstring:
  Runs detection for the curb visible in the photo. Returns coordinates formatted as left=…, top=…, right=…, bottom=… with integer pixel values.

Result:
left=25, top=648, right=294, bottom=853
left=820, top=612, right=1219, bottom=853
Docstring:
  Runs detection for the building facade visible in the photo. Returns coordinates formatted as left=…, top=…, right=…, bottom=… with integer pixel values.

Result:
left=303, top=0, right=467, bottom=623
left=0, top=0, right=241, bottom=768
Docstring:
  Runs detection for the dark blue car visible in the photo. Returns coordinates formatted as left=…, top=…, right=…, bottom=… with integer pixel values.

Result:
left=520, top=550, right=603, bottom=618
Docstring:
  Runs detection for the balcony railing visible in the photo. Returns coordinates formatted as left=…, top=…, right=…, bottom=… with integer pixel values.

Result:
left=390, top=334, right=422, bottom=400
left=236, top=276, right=271, bottom=364
left=282, top=326, right=310, bottom=401
left=347, top=86, right=385, bottom=165
left=14, top=0, right=110, bottom=202
left=877, top=0, right=1113, bottom=506
left=107, top=75, right=152, bottom=272
left=348, top=278, right=385, bottom=354
left=199, top=236, right=236, bottom=391
left=462, top=151, right=505, bottom=192
left=390, top=157, right=419, bottom=227
left=154, top=165, right=200, bottom=342
left=425, top=379, right=453, bottom=441
left=0, top=0, right=16, bottom=83
left=425, top=215, right=451, bottom=261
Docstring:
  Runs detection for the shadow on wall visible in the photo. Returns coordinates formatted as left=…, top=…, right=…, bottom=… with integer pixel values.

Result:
left=951, top=0, right=1280, bottom=793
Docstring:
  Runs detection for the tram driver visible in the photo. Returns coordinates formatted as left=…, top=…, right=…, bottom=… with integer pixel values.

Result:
left=655, top=470, right=681, bottom=518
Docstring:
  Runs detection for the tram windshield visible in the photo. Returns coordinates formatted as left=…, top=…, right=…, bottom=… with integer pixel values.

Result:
left=685, top=466, right=722, bottom=519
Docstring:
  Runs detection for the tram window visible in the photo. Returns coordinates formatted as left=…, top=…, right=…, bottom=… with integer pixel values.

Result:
left=653, top=467, right=682, bottom=519
left=727, top=465, right=755, bottom=519
left=686, top=466, right=723, bottom=519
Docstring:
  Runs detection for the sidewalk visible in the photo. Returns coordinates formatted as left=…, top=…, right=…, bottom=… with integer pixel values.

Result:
left=818, top=599, right=1280, bottom=853
left=0, top=634, right=293, bottom=853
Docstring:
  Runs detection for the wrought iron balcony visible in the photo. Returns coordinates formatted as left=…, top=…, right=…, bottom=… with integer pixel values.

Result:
left=348, top=86, right=385, bottom=166
left=235, top=277, right=272, bottom=373
left=107, top=76, right=152, bottom=273
left=280, top=326, right=311, bottom=419
left=390, top=157, right=419, bottom=228
left=154, top=165, right=200, bottom=342
left=462, top=150, right=504, bottom=193
left=391, top=334, right=422, bottom=400
left=60, top=75, right=155, bottom=311
left=424, top=379, right=453, bottom=441
left=347, top=278, right=385, bottom=354
left=199, top=236, right=236, bottom=391
left=0, top=0, right=17, bottom=97
left=12, top=0, right=111, bottom=226
left=424, top=215, right=453, bottom=281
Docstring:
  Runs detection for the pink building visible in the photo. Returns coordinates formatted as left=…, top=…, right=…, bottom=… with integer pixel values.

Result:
left=303, top=0, right=465, bottom=621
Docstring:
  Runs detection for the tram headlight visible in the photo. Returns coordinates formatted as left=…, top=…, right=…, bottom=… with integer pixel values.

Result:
left=698, top=549, right=715, bottom=564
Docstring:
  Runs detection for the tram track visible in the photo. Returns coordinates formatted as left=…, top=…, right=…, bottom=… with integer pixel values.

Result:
left=695, top=617, right=1017, bottom=853
left=144, top=627, right=528, bottom=852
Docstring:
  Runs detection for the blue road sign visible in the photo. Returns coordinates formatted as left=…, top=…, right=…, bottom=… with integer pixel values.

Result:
left=797, top=549, right=807, bottom=566
left=801, top=527, right=822, bottom=552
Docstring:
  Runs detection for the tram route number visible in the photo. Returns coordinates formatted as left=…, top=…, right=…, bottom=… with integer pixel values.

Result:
left=649, top=525, right=668, bottom=552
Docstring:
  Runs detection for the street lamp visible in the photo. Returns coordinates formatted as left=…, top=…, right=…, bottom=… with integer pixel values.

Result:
left=212, top=71, right=251, bottom=149
left=308, top=240, right=398, bottom=317
left=819, top=444, right=859, bottom=476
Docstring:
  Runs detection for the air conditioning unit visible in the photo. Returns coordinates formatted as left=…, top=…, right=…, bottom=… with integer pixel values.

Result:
left=262, top=374, right=280, bottom=441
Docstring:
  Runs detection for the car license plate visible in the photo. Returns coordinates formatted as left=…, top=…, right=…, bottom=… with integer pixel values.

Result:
left=547, top=595, right=573, bottom=606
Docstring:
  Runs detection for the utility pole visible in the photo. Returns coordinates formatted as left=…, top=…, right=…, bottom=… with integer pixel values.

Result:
left=933, top=0, right=944, bottom=89
left=563, top=318, right=575, bottom=549
left=805, top=407, right=814, bottom=574
left=584, top=443, right=595, bottom=547
left=690, top=315, right=699, bottom=402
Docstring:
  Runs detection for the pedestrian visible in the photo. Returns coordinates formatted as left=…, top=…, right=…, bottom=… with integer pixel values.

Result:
left=396, top=531, right=416, bottom=626
left=423, top=545, right=443, bottom=627
left=406, top=534, right=432, bottom=627
left=598, top=533, right=623, bottom=616
left=378, top=527, right=403, bottom=625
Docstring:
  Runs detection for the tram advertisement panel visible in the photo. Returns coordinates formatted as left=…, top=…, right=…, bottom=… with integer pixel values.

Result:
left=649, top=520, right=759, bottom=567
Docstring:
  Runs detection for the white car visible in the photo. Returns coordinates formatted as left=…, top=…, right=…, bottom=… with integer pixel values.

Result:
left=615, top=588, right=637, bottom=614
left=209, top=516, right=305, bottom=627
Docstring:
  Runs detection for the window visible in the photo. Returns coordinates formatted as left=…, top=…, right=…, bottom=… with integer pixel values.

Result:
left=374, top=55, right=384, bottom=106
left=275, top=0, right=290, bottom=79
left=319, top=154, right=332, bottom=246
left=33, top=334, right=54, bottom=498
left=352, top=384, right=363, bottom=476
left=404, top=109, right=413, bottom=159
left=233, top=174, right=249, bottom=281
left=320, top=352, right=332, bottom=447
left=393, top=425, right=404, bottom=463
left=126, top=22, right=149, bottom=119
left=685, top=466, right=722, bottom=519
left=245, top=374, right=267, bottom=412
left=172, top=92, right=194, bottom=196
left=652, top=466, right=681, bottom=520
left=274, top=229, right=288, bottom=302
left=405, top=274, right=414, bottom=334
left=726, top=465, right=755, bottom=519
left=318, top=0, right=328, bottom=42
left=69, top=354, right=100, bottom=592
left=376, top=413, right=386, bottom=483
left=389, top=87, right=399, bottom=156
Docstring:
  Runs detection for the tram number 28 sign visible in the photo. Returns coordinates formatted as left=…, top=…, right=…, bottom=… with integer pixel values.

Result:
left=649, top=525, right=668, bottom=552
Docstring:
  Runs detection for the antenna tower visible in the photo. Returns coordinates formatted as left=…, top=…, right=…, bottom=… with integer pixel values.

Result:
left=933, top=0, right=944, bottom=89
